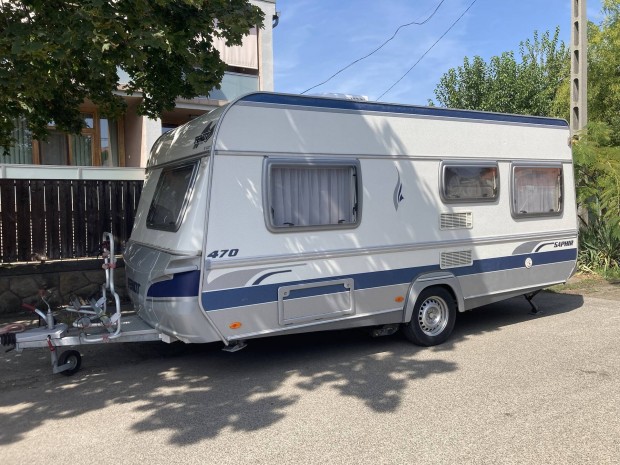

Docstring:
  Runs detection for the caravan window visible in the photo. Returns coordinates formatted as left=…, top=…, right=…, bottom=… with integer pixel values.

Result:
left=441, top=164, right=499, bottom=202
left=147, top=162, right=199, bottom=231
left=266, top=160, right=360, bottom=231
left=512, top=165, right=563, bottom=217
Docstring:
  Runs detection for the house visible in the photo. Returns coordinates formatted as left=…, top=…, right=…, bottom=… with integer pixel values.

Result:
left=1, top=0, right=276, bottom=176
left=0, top=0, right=276, bottom=280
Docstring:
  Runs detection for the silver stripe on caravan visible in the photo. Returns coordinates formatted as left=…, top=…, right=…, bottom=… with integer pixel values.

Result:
left=205, top=229, right=578, bottom=271
left=214, top=150, right=576, bottom=164
left=126, top=240, right=202, bottom=257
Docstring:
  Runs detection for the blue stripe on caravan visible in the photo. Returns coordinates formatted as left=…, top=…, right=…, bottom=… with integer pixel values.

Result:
left=201, top=264, right=435, bottom=312
left=199, top=248, right=576, bottom=312
left=240, top=93, right=569, bottom=128
left=147, top=270, right=201, bottom=298
left=457, top=248, right=576, bottom=276
left=145, top=249, right=576, bottom=304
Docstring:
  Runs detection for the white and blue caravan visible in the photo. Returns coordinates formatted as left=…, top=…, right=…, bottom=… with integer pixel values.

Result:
left=124, top=92, right=578, bottom=348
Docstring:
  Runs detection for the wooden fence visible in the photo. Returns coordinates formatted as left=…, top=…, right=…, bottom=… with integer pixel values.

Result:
left=0, top=179, right=143, bottom=263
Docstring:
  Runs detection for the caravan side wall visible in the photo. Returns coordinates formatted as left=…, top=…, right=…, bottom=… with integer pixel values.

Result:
left=126, top=93, right=577, bottom=344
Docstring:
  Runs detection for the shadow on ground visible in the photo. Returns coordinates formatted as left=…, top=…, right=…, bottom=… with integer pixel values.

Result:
left=0, top=291, right=583, bottom=446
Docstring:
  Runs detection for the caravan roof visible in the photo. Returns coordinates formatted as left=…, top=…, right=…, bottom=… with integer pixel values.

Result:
left=148, top=92, right=570, bottom=168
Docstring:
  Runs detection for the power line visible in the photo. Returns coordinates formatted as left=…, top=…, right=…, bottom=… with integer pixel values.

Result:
left=301, top=0, right=448, bottom=95
left=376, top=0, right=478, bottom=101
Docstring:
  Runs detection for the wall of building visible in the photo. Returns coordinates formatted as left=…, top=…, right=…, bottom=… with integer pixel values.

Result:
left=123, top=99, right=144, bottom=168
left=255, top=0, right=276, bottom=91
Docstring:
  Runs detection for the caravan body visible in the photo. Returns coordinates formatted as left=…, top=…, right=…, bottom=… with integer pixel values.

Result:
left=124, top=92, right=577, bottom=346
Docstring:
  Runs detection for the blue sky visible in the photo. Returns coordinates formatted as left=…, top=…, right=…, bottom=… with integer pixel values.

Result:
left=272, top=0, right=604, bottom=105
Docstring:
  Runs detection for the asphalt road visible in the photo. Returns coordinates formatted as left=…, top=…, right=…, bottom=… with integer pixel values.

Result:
left=0, top=291, right=618, bottom=465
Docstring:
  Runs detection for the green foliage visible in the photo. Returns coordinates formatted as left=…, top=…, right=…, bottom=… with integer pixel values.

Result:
left=573, top=123, right=620, bottom=221
left=0, top=0, right=264, bottom=152
left=578, top=211, right=620, bottom=275
left=588, top=0, right=620, bottom=145
left=431, top=28, right=569, bottom=117
left=431, top=5, right=620, bottom=278
left=573, top=123, right=620, bottom=275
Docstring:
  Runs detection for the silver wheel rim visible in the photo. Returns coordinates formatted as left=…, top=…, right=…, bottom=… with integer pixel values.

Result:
left=66, top=355, right=78, bottom=370
left=417, top=296, right=449, bottom=336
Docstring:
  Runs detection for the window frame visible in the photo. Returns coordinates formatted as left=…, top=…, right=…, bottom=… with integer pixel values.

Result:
left=510, top=162, right=564, bottom=218
left=440, top=161, right=500, bottom=204
left=146, top=160, right=200, bottom=232
left=3, top=108, right=125, bottom=167
left=263, top=158, right=362, bottom=233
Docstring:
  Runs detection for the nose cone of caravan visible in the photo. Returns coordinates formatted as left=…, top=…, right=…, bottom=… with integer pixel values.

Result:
left=124, top=240, right=162, bottom=323
left=124, top=241, right=220, bottom=344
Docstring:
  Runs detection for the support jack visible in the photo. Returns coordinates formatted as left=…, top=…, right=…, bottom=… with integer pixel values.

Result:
left=525, top=290, right=542, bottom=315
left=222, top=341, right=247, bottom=353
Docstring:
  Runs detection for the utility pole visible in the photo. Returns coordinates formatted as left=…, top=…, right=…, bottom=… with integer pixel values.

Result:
left=570, top=0, right=588, bottom=136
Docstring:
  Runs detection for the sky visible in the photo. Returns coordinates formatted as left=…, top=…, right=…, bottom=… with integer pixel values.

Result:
left=272, top=0, right=604, bottom=105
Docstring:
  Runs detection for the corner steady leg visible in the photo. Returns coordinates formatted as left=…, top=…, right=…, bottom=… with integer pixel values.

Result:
left=524, top=290, right=542, bottom=315
left=222, top=340, right=247, bottom=353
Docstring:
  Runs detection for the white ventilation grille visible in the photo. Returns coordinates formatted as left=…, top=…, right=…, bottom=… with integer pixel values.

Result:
left=440, top=212, right=473, bottom=230
left=440, top=250, right=473, bottom=269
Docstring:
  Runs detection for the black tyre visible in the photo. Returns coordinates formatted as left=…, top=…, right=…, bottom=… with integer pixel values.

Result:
left=403, top=287, right=456, bottom=346
left=58, top=350, right=82, bottom=376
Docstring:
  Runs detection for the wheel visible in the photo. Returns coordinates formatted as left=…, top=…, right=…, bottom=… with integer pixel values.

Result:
left=403, top=287, right=456, bottom=346
left=57, top=350, right=82, bottom=376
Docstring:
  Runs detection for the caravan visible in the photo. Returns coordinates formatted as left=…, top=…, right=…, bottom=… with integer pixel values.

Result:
left=123, top=92, right=578, bottom=348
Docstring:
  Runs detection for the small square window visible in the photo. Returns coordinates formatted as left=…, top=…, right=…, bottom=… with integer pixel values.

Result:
left=512, top=165, right=563, bottom=216
left=442, top=164, right=498, bottom=202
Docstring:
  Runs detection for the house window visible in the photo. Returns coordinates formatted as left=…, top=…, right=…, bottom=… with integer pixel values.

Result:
left=2, top=112, right=123, bottom=166
left=3, top=118, right=34, bottom=163
left=100, top=118, right=119, bottom=167
left=147, top=162, right=199, bottom=231
left=512, top=165, right=563, bottom=217
left=442, top=163, right=499, bottom=202
left=161, top=123, right=178, bottom=135
left=265, top=160, right=360, bottom=231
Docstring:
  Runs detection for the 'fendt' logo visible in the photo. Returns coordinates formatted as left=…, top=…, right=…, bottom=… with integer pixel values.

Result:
left=127, top=278, right=141, bottom=294
left=193, top=121, right=215, bottom=149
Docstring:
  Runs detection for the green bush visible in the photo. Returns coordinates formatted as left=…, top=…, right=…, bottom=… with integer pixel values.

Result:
left=578, top=213, right=620, bottom=275
left=573, top=123, right=620, bottom=277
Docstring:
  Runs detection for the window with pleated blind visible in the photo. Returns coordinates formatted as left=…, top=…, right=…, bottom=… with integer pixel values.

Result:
left=266, top=160, right=360, bottom=231
left=512, top=165, right=563, bottom=217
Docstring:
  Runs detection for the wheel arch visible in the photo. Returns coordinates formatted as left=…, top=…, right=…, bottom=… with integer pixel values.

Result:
left=402, top=272, right=464, bottom=323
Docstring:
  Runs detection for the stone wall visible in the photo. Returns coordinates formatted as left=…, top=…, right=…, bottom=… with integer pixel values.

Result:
left=0, top=260, right=128, bottom=316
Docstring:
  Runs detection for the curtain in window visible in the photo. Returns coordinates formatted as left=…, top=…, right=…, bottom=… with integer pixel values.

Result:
left=100, top=118, right=118, bottom=167
left=2, top=118, right=33, bottom=164
left=212, top=28, right=258, bottom=69
left=71, top=134, right=93, bottom=166
left=514, top=167, right=561, bottom=214
left=271, top=166, right=356, bottom=227
left=40, top=132, right=69, bottom=165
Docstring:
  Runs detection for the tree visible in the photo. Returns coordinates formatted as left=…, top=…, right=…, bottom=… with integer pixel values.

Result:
left=588, top=0, right=620, bottom=145
left=0, top=0, right=264, bottom=153
left=431, top=28, right=569, bottom=118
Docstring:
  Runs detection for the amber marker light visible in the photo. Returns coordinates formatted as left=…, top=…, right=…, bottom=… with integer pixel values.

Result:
left=229, top=322, right=242, bottom=329
left=395, top=296, right=405, bottom=303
